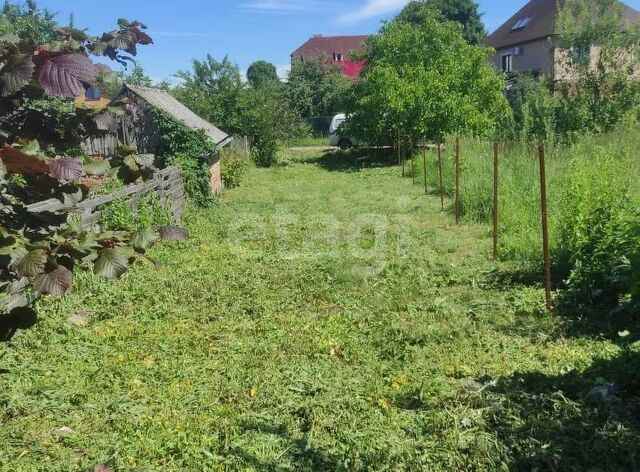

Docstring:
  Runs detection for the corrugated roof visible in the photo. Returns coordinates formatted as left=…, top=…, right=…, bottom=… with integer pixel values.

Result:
left=485, top=0, right=640, bottom=50
left=291, top=35, right=369, bottom=59
left=124, top=84, right=229, bottom=147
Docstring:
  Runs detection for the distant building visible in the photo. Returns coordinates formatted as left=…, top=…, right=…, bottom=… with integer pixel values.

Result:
left=484, top=0, right=640, bottom=81
left=291, top=34, right=369, bottom=79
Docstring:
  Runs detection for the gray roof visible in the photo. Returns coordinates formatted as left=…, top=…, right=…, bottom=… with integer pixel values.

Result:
left=124, top=84, right=230, bottom=147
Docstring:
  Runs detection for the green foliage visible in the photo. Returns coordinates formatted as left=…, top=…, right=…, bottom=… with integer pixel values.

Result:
left=152, top=109, right=217, bottom=206
left=102, top=193, right=172, bottom=232
left=396, top=0, right=487, bottom=44
left=240, top=83, right=304, bottom=167
left=173, top=55, right=244, bottom=135
left=287, top=56, right=351, bottom=118
left=246, top=60, right=279, bottom=89
left=416, top=128, right=640, bottom=306
left=0, top=13, right=155, bottom=308
left=3, top=149, right=638, bottom=470
left=0, top=0, right=57, bottom=43
left=505, top=0, right=640, bottom=143
left=220, top=146, right=249, bottom=188
left=347, top=8, right=508, bottom=144
left=101, top=197, right=135, bottom=231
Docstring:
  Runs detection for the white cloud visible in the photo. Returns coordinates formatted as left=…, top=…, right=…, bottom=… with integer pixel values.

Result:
left=240, top=0, right=327, bottom=14
left=338, top=0, right=409, bottom=24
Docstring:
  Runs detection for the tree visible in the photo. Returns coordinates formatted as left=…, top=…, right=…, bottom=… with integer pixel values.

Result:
left=173, top=55, right=244, bottom=134
left=240, top=83, right=302, bottom=166
left=287, top=57, right=351, bottom=118
left=396, top=0, right=486, bottom=44
left=346, top=8, right=507, bottom=144
left=0, top=0, right=57, bottom=43
left=247, top=60, right=279, bottom=88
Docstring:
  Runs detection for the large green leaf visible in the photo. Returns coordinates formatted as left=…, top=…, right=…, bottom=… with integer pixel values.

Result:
left=33, top=265, right=73, bottom=296
left=130, top=227, right=159, bottom=252
left=16, top=249, right=47, bottom=278
left=94, top=248, right=129, bottom=279
left=0, top=53, right=35, bottom=97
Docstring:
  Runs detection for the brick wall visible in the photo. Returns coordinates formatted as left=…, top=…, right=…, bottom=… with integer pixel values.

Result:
left=210, top=158, right=223, bottom=195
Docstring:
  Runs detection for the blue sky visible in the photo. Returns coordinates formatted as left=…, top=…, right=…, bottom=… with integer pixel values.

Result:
left=33, top=0, right=640, bottom=82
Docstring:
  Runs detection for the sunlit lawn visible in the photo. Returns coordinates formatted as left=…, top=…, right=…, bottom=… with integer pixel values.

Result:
left=0, top=149, right=638, bottom=471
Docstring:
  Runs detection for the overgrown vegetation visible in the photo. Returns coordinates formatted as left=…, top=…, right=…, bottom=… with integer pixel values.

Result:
left=0, top=2, right=158, bottom=307
left=152, top=109, right=217, bottom=206
left=414, top=129, right=640, bottom=310
left=500, top=0, right=640, bottom=143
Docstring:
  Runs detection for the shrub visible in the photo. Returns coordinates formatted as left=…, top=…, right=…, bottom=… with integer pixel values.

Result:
left=221, top=146, right=249, bottom=188
left=102, top=193, right=172, bottom=232
left=152, top=109, right=217, bottom=206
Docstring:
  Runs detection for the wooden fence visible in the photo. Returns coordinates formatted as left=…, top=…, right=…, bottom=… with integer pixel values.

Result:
left=1, top=166, right=185, bottom=314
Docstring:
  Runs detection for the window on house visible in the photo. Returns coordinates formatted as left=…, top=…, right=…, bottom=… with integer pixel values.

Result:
left=333, top=52, right=344, bottom=61
left=501, top=54, right=513, bottom=73
left=511, top=16, right=533, bottom=31
left=571, top=46, right=590, bottom=61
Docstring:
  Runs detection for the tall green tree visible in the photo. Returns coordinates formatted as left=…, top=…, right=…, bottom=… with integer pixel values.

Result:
left=396, top=0, right=486, bottom=44
left=0, top=0, right=56, bottom=43
left=173, top=55, right=244, bottom=134
left=287, top=57, right=351, bottom=118
left=246, top=60, right=279, bottom=88
left=346, top=7, right=507, bottom=144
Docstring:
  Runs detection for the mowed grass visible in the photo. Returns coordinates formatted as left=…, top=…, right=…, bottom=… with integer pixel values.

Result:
left=1, top=149, right=638, bottom=471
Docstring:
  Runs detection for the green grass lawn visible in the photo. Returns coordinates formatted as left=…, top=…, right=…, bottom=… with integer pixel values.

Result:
left=1, top=149, right=638, bottom=471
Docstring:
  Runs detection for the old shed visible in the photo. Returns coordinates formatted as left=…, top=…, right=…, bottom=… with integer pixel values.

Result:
left=83, top=83, right=230, bottom=194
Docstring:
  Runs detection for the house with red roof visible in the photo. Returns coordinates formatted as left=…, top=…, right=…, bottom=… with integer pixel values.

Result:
left=291, top=34, right=369, bottom=79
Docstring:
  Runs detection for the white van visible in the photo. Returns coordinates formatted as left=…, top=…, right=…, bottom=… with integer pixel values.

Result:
left=329, top=114, right=358, bottom=149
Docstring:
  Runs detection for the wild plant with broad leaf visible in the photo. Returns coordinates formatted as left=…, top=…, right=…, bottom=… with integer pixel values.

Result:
left=0, top=8, right=159, bottom=310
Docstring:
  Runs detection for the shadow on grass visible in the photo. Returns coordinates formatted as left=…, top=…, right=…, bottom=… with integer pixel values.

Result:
left=0, top=307, right=38, bottom=342
left=481, top=348, right=640, bottom=471
left=306, top=148, right=397, bottom=173
left=485, top=262, right=640, bottom=343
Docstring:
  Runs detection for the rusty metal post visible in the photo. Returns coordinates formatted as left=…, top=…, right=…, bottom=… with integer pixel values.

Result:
left=412, top=146, right=416, bottom=184
left=401, top=137, right=406, bottom=177
left=538, top=143, right=554, bottom=312
left=423, top=143, right=428, bottom=194
left=493, top=142, right=499, bottom=261
left=438, top=143, right=444, bottom=210
left=455, top=136, right=461, bottom=224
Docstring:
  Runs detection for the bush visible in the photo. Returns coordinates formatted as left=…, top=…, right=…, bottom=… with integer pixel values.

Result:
left=221, top=146, right=249, bottom=188
left=102, top=193, right=172, bottom=232
left=251, top=139, right=279, bottom=167
left=152, top=109, right=217, bottom=206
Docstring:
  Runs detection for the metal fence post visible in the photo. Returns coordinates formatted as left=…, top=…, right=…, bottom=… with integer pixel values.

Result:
left=538, top=143, right=554, bottom=312
left=423, top=142, right=428, bottom=194
left=493, top=142, right=499, bottom=261
left=438, top=143, right=444, bottom=210
left=455, top=136, right=461, bottom=224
